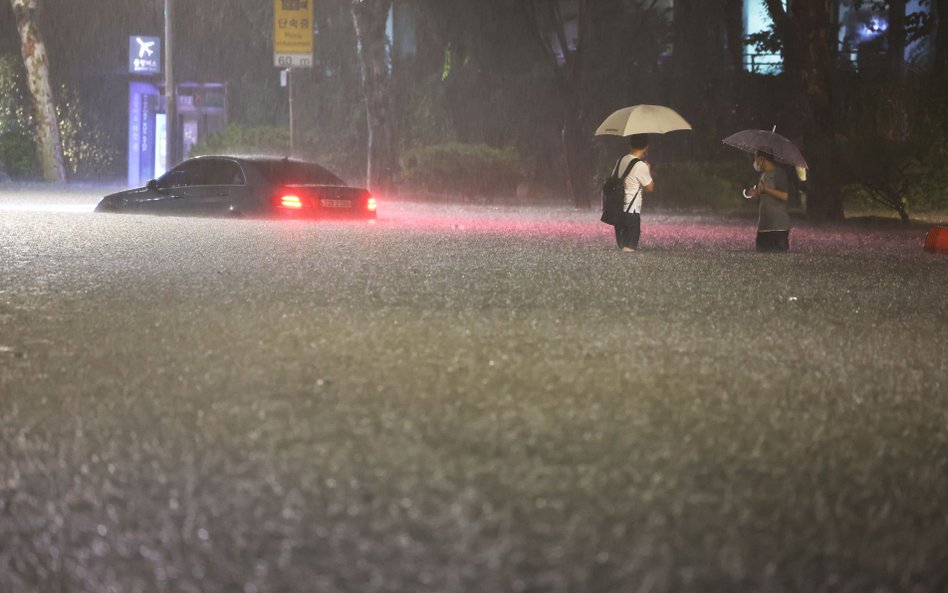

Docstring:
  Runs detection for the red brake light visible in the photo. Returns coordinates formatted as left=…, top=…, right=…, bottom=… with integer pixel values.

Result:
left=367, top=196, right=377, bottom=212
left=279, top=194, right=303, bottom=209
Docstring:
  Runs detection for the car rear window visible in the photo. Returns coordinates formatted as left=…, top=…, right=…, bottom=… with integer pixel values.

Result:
left=254, top=161, right=345, bottom=186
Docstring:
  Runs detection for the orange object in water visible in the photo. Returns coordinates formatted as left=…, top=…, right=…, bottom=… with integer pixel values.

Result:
left=924, top=226, right=948, bottom=253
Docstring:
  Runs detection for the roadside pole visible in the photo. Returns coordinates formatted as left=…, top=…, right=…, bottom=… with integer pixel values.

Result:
left=164, top=0, right=175, bottom=170
left=274, top=0, right=313, bottom=158
left=288, top=68, right=295, bottom=155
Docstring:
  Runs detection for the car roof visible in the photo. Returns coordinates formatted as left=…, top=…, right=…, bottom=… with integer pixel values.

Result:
left=187, top=155, right=309, bottom=165
left=183, top=155, right=349, bottom=187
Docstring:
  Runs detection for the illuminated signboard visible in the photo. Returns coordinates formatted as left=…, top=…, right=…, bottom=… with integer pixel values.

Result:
left=128, top=82, right=160, bottom=186
left=129, top=36, right=161, bottom=75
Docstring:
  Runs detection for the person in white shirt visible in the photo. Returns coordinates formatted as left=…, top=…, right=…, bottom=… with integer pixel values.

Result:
left=613, top=134, right=655, bottom=252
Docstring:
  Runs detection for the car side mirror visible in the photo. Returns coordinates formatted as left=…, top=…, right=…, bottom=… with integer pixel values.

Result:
left=147, top=179, right=159, bottom=191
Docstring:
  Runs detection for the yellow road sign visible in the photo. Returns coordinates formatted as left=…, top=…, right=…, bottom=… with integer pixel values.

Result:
left=274, top=0, right=313, bottom=67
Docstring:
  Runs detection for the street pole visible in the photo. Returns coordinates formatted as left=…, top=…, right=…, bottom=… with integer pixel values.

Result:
left=164, top=0, right=176, bottom=171
left=288, top=68, right=295, bottom=156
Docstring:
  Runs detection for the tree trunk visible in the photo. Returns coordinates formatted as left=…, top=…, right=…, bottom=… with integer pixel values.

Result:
left=10, top=0, right=66, bottom=182
left=562, top=0, right=592, bottom=210
left=561, top=88, right=593, bottom=210
left=895, top=200, right=910, bottom=224
left=672, top=0, right=731, bottom=159
left=934, top=0, right=948, bottom=72
left=351, top=0, right=396, bottom=193
left=887, top=0, right=907, bottom=140
left=550, top=0, right=593, bottom=209
left=763, top=0, right=799, bottom=76
left=888, top=0, right=907, bottom=75
left=675, top=0, right=728, bottom=73
left=724, top=0, right=745, bottom=72
left=525, top=0, right=594, bottom=208
left=795, top=0, right=842, bottom=221
left=767, top=0, right=842, bottom=221
left=673, top=0, right=696, bottom=70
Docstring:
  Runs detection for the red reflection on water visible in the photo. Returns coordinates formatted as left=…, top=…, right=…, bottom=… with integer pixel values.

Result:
left=372, top=205, right=928, bottom=256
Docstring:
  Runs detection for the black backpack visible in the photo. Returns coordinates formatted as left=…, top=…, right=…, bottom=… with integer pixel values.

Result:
left=600, top=157, right=639, bottom=226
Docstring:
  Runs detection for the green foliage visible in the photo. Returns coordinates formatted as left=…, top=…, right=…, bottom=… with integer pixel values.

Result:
left=189, top=124, right=291, bottom=158
left=838, top=136, right=910, bottom=216
left=651, top=161, right=749, bottom=212
left=0, top=132, right=38, bottom=178
left=232, top=75, right=288, bottom=128
left=400, top=143, right=523, bottom=198
left=393, top=72, right=454, bottom=153
left=55, top=86, right=118, bottom=179
left=909, top=103, right=948, bottom=212
left=296, top=78, right=367, bottom=182
left=1, top=53, right=118, bottom=179
left=837, top=73, right=948, bottom=219
left=841, top=137, right=948, bottom=216
left=0, top=55, right=30, bottom=137
left=0, top=54, right=36, bottom=178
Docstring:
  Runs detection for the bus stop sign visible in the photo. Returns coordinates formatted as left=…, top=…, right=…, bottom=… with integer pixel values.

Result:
left=129, top=36, right=161, bottom=75
left=274, top=0, right=313, bottom=68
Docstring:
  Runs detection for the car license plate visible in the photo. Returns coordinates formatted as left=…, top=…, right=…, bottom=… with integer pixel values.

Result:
left=321, top=199, right=352, bottom=209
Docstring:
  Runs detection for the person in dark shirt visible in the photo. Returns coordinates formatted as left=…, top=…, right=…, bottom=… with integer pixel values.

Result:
left=745, top=151, right=791, bottom=253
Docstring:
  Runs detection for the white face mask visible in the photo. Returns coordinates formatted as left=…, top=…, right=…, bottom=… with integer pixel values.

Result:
left=753, top=160, right=763, bottom=173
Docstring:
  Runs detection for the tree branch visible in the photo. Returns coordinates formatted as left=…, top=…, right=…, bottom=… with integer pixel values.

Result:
left=520, top=0, right=570, bottom=86
left=762, top=0, right=791, bottom=44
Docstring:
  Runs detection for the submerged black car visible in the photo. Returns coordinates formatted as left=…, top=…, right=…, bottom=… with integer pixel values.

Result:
left=95, top=156, right=377, bottom=219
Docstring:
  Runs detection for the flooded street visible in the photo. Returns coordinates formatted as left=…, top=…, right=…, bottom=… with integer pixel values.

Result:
left=1, top=191, right=947, bottom=592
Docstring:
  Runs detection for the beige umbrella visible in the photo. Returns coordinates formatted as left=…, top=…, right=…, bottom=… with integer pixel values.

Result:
left=594, top=104, right=693, bottom=136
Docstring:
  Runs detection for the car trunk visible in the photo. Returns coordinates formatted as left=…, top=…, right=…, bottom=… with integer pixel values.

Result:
left=274, top=185, right=376, bottom=217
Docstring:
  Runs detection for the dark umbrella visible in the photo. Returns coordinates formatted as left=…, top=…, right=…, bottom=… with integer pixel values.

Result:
left=722, top=127, right=808, bottom=168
